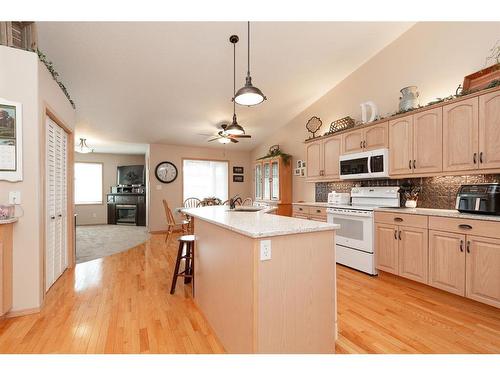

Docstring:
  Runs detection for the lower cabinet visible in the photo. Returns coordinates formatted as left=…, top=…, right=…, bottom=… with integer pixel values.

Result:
left=375, top=223, right=428, bottom=283
left=292, top=205, right=327, bottom=222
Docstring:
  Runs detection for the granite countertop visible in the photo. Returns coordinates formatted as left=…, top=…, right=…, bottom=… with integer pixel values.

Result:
left=0, top=217, right=18, bottom=224
left=292, top=202, right=330, bottom=207
left=375, top=207, right=500, bottom=222
left=182, top=206, right=339, bottom=238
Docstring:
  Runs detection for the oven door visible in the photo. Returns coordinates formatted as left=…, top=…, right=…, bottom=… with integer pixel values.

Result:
left=327, top=209, right=373, bottom=253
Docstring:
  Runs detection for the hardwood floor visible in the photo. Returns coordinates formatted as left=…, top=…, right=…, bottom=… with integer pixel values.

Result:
left=0, top=233, right=499, bottom=354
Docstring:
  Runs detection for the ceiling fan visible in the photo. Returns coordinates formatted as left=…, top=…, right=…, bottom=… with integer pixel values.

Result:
left=206, top=124, right=252, bottom=144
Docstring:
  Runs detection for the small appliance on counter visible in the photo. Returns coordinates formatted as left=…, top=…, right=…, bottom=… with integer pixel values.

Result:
left=327, top=191, right=351, bottom=205
left=456, top=183, right=500, bottom=215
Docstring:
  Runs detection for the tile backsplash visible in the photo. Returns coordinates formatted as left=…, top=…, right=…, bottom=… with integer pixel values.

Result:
left=315, top=174, right=500, bottom=209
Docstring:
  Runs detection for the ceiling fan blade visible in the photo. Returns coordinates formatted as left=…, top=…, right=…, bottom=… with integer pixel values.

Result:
left=231, top=134, right=252, bottom=138
left=230, top=138, right=239, bottom=143
left=197, top=133, right=214, bottom=137
left=208, top=137, right=221, bottom=142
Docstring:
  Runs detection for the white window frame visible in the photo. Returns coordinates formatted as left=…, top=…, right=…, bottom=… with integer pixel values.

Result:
left=182, top=159, right=229, bottom=203
left=74, top=162, right=103, bottom=205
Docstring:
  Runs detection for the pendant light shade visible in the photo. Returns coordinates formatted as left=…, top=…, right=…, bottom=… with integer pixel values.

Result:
left=225, top=113, right=245, bottom=135
left=234, top=22, right=266, bottom=107
left=75, top=138, right=93, bottom=153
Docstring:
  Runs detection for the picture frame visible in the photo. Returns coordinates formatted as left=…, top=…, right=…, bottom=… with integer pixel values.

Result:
left=300, top=168, right=305, bottom=177
left=0, top=98, right=23, bottom=182
left=233, top=166, right=244, bottom=174
left=296, top=160, right=303, bottom=168
left=233, top=175, right=244, bottom=182
left=294, top=168, right=301, bottom=176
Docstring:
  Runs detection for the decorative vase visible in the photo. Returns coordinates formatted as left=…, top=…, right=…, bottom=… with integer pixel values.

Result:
left=399, top=86, right=420, bottom=111
left=405, top=200, right=417, bottom=208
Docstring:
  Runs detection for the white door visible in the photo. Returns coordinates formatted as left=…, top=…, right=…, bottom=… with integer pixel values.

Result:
left=46, top=117, right=68, bottom=291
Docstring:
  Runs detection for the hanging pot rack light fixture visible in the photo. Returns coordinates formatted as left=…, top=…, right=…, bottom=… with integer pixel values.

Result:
left=75, top=138, right=94, bottom=153
left=233, top=21, right=267, bottom=107
left=226, top=34, right=246, bottom=136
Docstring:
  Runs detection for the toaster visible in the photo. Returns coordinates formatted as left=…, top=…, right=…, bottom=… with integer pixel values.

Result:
left=328, top=191, right=351, bottom=205
left=455, top=183, right=500, bottom=215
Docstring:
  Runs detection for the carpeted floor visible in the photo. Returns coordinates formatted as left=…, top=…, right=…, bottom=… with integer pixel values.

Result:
left=76, top=224, right=150, bottom=263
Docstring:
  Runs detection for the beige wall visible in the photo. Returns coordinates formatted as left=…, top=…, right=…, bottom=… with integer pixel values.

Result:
left=251, top=22, right=500, bottom=202
left=0, top=46, right=75, bottom=312
left=74, top=152, right=145, bottom=225
left=148, top=143, right=252, bottom=232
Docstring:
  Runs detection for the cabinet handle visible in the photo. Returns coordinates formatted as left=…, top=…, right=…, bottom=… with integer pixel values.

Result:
left=413, top=160, right=416, bottom=169
left=58, top=214, right=62, bottom=217
left=316, top=209, right=321, bottom=213
left=360, top=141, right=363, bottom=149
left=50, top=216, right=55, bottom=220
left=479, top=152, right=483, bottom=163
left=459, top=240, right=464, bottom=252
left=473, top=153, right=477, bottom=164
left=466, top=240, right=471, bottom=253
left=363, top=141, right=366, bottom=148
left=409, top=160, right=412, bottom=169
left=458, top=224, right=472, bottom=230
left=394, top=229, right=398, bottom=240
left=398, top=230, right=402, bottom=240
left=394, top=217, right=403, bottom=222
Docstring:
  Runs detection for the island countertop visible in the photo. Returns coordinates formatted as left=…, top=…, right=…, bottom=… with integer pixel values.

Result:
left=182, top=205, right=339, bottom=238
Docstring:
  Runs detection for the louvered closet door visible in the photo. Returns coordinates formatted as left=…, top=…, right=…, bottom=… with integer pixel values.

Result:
left=45, top=117, right=68, bottom=291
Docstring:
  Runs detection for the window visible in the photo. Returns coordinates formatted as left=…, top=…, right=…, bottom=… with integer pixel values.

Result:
left=183, top=159, right=228, bottom=202
left=75, top=162, right=103, bottom=204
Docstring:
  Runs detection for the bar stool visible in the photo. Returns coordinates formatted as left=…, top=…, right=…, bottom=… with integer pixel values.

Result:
left=170, top=235, right=195, bottom=295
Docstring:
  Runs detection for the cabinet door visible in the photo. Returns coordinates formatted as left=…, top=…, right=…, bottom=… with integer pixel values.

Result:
left=479, top=91, right=500, bottom=170
left=305, top=141, right=322, bottom=179
left=389, top=115, right=413, bottom=176
left=375, top=223, right=398, bottom=275
left=413, top=108, right=443, bottom=174
left=254, top=163, right=263, bottom=200
left=429, top=230, right=466, bottom=296
left=363, top=122, right=388, bottom=151
left=322, top=136, right=341, bottom=180
left=466, top=235, right=500, bottom=308
left=342, top=129, right=364, bottom=154
left=270, top=160, right=280, bottom=200
left=443, top=97, right=479, bottom=172
left=263, top=162, right=271, bottom=200
left=398, top=226, right=428, bottom=284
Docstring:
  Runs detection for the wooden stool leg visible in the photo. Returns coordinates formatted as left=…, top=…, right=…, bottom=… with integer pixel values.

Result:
left=170, top=241, right=184, bottom=294
left=184, top=242, right=192, bottom=285
left=191, top=243, right=195, bottom=297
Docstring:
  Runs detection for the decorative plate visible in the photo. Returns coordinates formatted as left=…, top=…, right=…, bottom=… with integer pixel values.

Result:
left=306, top=116, right=322, bottom=137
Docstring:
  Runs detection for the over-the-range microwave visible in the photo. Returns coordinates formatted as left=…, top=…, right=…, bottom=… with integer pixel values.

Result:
left=339, top=148, right=389, bottom=180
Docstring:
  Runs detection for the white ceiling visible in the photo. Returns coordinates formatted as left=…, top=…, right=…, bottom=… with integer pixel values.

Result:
left=37, top=22, right=414, bottom=153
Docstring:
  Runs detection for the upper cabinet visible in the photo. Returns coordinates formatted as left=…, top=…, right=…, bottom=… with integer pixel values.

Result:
left=305, top=135, right=341, bottom=182
left=389, top=109, right=443, bottom=176
left=479, top=91, right=500, bottom=169
left=342, top=122, right=388, bottom=154
left=254, top=156, right=292, bottom=216
left=443, top=97, right=479, bottom=172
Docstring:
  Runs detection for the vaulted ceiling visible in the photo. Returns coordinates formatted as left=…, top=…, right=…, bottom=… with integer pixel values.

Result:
left=37, top=22, right=414, bottom=152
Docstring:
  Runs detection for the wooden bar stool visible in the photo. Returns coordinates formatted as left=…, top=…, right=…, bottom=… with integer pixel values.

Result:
left=170, top=235, right=195, bottom=295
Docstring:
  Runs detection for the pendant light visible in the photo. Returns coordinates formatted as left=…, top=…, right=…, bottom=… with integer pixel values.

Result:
left=226, top=35, right=245, bottom=136
left=234, top=22, right=266, bottom=107
left=75, top=138, right=94, bottom=153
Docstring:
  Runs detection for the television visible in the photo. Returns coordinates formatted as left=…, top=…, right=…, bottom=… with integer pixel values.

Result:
left=117, top=165, right=145, bottom=186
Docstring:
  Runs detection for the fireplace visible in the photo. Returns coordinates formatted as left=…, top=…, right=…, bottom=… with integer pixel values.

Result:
left=115, top=204, right=137, bottom=225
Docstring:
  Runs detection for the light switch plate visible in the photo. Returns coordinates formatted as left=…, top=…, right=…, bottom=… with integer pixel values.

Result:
left=156, top=185, right=162, bottom=190
left=260, top=239, right=272, bottom=261
left=9, top=191, right=21, bottom=204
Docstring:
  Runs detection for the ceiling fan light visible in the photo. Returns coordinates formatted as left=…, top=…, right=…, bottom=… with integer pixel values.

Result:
left=75, top=138, right=94, bottom=153
left=234, top=76, right=266, bottom=106
left=218, top=137, right=231, bottom=144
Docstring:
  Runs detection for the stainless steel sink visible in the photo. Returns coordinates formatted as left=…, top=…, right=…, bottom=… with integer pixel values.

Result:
left=229, top=206, right=264, bottom=212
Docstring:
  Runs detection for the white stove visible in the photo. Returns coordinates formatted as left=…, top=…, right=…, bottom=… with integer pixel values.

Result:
left=326, top=187, right=400, bottom=275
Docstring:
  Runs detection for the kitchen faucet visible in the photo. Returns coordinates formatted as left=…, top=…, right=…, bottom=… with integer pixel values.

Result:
left=229, top=195, right=242, bottom=209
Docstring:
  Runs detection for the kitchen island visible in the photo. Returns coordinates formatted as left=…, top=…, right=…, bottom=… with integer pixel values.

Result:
left=182, top=205, right=339, bottom=353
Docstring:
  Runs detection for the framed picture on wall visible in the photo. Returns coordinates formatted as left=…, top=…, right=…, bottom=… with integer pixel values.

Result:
left=233, top=166, right=244, bottom=174
left=0, top=98, right=22, bottom=181
left=294, top=168, right=301, bottom=176
left=233, top=175, right=244, bottom=182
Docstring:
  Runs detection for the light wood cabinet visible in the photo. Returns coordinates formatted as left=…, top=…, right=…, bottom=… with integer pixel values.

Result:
left=375, top=223, right=399, bottom=274
left=412, top=107, right=443, bottom=174
left=428, top=230, right=466, bottom=296
left=443, top=97, right=479, bottom=172
left=479, top=91, right=500, bottom=170
left=398, top=226, right=428, bottom=283
left=292, top=205, right=327, bottom=222
left=466, top=235, right=500, bottom=308
left=0, top=223, right=14, bottom=317
left=389, top=115, right=413, bottom=175
left=254, top=156, right=292, bottom=216
left=341, top=123, right=388, bottom=154
left=305, top=135, right=341, bottom=182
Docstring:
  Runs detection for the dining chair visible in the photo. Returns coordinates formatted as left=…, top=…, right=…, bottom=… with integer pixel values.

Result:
left=182, top=197, right=200, bottom=233
left=163, top=200, right=188, bottom=244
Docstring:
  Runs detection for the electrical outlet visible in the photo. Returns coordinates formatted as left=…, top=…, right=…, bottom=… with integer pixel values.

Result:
left=260, top=239, right=272, bottom=261
left=9, top=191, right=21, bottom=204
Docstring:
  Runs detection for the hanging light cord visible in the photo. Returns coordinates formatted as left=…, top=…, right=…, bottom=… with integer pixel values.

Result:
left=247, top=21, right=250, bottom=77
left=233, top=39, right=236, bottom=113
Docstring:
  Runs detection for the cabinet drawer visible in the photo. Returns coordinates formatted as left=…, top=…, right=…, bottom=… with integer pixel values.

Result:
left=292, top=213, right=310, bottom=220
left=429, top=216, right=500, bottom=239
left=374, top=212, right=428, bottom=229
left=309, top=206, right=327, bottom=216
left=293, top=205, right=310, bottom=215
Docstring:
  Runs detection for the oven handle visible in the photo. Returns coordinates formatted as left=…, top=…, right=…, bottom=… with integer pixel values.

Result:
left=116, top=204, right=137, bottom=209
left=328, top=211, right=373, bottom=218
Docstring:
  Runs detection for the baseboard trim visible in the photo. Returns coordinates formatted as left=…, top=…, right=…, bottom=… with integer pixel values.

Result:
left=4, top=306, right=41, bottom=318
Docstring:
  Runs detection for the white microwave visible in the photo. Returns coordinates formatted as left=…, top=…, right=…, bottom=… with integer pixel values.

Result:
left=339, top=148, right=389, bottom=180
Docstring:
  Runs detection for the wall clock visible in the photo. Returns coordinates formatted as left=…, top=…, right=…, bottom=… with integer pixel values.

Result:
left=155, top=161, right=178, bottom=183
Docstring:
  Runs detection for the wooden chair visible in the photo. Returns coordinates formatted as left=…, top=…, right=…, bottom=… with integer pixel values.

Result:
left=163, top=200, right=188, bottom=244
left=241, top=197, right=253, bottom=206
left=182, top=197, right=200, bottom=234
